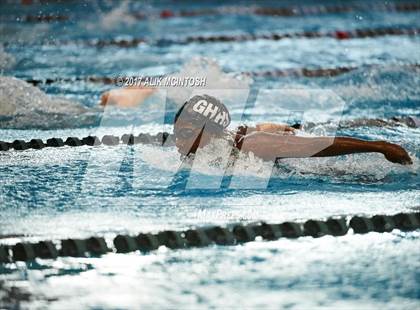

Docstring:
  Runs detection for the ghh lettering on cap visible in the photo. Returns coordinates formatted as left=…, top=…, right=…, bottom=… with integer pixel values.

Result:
left=192, top=99, right=230, bottom=127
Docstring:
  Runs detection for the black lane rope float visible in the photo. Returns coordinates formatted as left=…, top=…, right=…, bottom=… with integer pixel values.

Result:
left=13, top=2, right=420, bottom=23
left=0, top=133, right=175, bottom=153
left=0, top=212, right=418, bottom=263
left=22, top=63, right=420, bottom=87
left=49, top=27, right=419, bottom=48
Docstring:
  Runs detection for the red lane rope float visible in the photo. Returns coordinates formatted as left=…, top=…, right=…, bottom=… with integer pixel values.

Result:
left=14, top=2, right=420, bottom=23
left=24, top=14, right=69, bottom=22
left=251, top=2, right=420, bottom=17
left=22, top=63, right=420, bottom=86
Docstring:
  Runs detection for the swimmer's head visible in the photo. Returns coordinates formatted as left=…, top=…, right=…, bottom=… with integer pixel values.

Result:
left=173, top=94, right=231, bottom=155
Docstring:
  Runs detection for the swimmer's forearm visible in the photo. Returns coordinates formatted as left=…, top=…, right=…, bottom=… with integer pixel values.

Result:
left=311, top=137, right=383, bottom=157
left=311, top=137, right=412, bottom=165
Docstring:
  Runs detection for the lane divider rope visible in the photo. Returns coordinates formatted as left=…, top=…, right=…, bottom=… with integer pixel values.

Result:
left=22, top=63, right=420, bottom=86
left=39, top=27, right=419, bottom=48
left=0, top=212, right=418, bottom=263
left=2, top=115, right=420, bottom=153
left=12, top=2, right=420, bottom=23
left=0, top=133, right=175, bottom=152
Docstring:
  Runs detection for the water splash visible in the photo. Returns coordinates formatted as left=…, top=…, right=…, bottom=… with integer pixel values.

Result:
left=0, top=45, right=15, bottom=70
left=164, top=57, right=252, bottom=107
left=92, top=1, right=137, bottom=31
left=0, top=76, right=99, bottom=129
left=330, top=65, right=420, bottom=118
left=139, top=134, right=418, bottom=184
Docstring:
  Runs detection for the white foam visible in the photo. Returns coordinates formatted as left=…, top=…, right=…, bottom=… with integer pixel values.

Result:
left=139, top=136, right=418, bottom=183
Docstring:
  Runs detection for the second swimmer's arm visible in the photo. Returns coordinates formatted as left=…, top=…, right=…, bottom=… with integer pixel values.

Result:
left=100, top=86, right=156, bottom=107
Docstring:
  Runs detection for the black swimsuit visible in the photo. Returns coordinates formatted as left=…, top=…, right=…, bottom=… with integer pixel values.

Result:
left=230, top=125, right=248, bottom=150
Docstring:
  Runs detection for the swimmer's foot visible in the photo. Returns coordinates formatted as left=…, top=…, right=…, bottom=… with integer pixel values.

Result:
left=100, top=87, right=156, bottom=108
left=381, top=142, right=413, bottom=165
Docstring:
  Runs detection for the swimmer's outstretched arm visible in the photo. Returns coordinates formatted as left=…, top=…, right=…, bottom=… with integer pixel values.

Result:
left=240, top=132, right=412, bottom=165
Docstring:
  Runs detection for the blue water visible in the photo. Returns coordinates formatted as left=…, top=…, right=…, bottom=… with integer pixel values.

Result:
left=0, top=1, right=419, bottom=308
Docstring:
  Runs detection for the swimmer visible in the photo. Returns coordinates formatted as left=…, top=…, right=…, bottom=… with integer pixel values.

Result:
left=173, top=95, right=413, bottom=165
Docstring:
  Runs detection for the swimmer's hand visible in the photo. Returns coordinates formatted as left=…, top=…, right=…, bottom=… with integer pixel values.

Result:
left=381, top=142, right=413, bottom=165
left=100, top=86, right=156, bottom=108
left=256, top=123, right=296, bottom=135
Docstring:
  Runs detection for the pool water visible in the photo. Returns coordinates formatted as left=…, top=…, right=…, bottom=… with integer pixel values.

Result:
left=0, top=1, right=419, bottom=308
